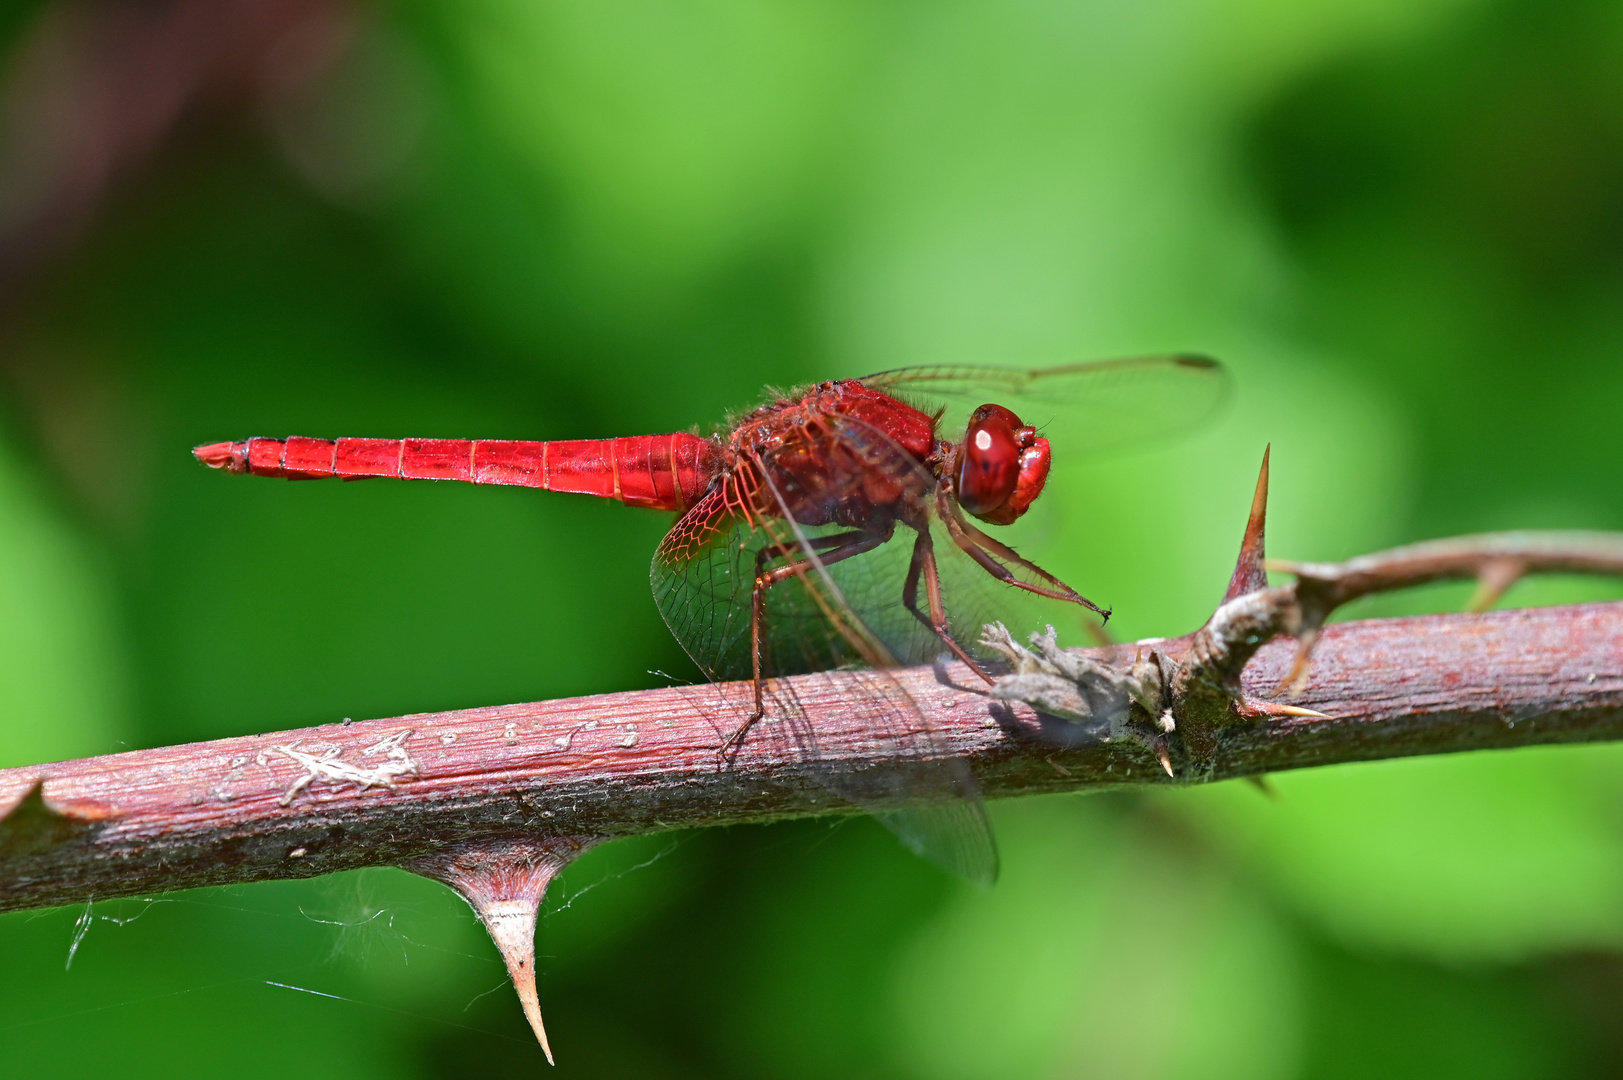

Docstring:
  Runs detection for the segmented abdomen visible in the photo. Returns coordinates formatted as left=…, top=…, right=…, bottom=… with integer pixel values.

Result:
left=193, top=434, right=723, bottom=512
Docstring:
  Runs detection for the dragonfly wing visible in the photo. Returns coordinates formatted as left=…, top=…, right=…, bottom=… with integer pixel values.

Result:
left=762, top=666, right=999, bottom=888
left=652, top=418, right=972, bottom=682
left=650, top=487, right=749, bottom=682
left=733, top=426, right=1005, bottom=886
left=859, top=355, right=1231, bottom=456
left=651, top=484, right=888, bottom=684
left=876, top=802, right=998, bottom=888
left=651, top=456, right=1001, bottom=885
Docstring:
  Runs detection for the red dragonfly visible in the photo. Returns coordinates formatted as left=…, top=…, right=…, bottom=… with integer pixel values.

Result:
left=195, top=356, right=1228, bottom=881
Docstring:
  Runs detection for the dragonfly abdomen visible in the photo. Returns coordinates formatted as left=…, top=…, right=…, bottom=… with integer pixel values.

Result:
left=194, top=434, right=724, bottom=512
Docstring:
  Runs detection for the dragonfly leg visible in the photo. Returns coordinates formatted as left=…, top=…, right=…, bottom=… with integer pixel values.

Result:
left=745, top=531, right=870, bottom=717
left=938, top=492, right=1110, bottom=618
left=901, top=529, right=992, bottom=683
left=724, top=527, right=894, bottom=759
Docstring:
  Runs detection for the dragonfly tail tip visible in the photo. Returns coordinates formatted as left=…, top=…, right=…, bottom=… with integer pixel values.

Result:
left=192, top=442, right=236, bottom=470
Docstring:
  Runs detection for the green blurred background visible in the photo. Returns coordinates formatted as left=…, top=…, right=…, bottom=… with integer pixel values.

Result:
left=3, top=0, right=1623, bottom=1074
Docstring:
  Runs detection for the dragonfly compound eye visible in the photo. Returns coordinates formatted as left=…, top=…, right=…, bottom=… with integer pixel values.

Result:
left=957, top=405, right=1024, bottom=522
left=956, top=403, right=1050, bottom=525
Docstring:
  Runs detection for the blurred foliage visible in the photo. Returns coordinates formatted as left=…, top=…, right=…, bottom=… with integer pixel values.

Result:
left=1, top=0, right=1622, bottom=1075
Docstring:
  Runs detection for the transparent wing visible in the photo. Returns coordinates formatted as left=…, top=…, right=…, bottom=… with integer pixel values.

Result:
left=650, top=444, right=1000, bottom=884
left=651, top=409, right=1026, bottom=680
left=763, top=667, right=999, bottom=888
left=859, top=354, right=1231, bottom=456
left=651, top=486, right=888, bottom=685
left=874, top=802, right=999, bottom=886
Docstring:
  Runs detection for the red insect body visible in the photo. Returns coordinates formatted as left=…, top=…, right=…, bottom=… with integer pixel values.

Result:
left=194, top=433, right=725, bottom=512
left=193, top=375, right=1094, bottom=682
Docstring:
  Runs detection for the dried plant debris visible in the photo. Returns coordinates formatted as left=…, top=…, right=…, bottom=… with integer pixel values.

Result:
left=980, top=624, right=1164, bottom=731
left=981, top=623, right=1181, bottom=773
left=273, top=729, right=420, bottom=807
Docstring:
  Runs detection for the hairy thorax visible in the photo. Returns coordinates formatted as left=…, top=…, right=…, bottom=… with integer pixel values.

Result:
left=725, top=380, right=942, bottom=532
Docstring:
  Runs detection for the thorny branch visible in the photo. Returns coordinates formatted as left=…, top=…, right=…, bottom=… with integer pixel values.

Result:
left=3, top=450, right=1623, bottom=1060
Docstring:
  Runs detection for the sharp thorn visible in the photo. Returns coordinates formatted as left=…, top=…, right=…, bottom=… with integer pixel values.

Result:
left=1154, top=741, right=1175, bottom=777
left=1245, top=775, right=1277, bottom=799
left=0, top=780, right=110, bottom=859
left=1222, top=444, right=1271, bottom=603
left=409, top=836, right=599, bottom=1065
left=1467, top=557, right=1525, bottom=613
left=488, top=895, right=555, bottom=1065
left=1233, top=697, right=1330, bottom=720
left=1274, top=633, right=1318, bottom=695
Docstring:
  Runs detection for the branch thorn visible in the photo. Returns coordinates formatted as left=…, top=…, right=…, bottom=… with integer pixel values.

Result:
left=0, top=780, right=111, bottom=860
left=1222, top=444, right=1271, bottom=604
left=1233, top=697, right=1329, bottom=720
left=410, top=836, right=600, bottom=1064
left=1467, top=557, right=1526, bottom=612
left=1153, top=739, right=1175, bottom=777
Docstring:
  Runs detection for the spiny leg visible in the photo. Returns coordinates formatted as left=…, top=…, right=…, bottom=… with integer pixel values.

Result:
left=728, top=526, right=893, bottom=758
left=747, top=530, right=864, bottom=717
left=942, top=512, right=1098, bottom=608
left=901, top=528, right=992, bottom=683
left=938, top=492, right=1109, bottom=617
left=962, top=521, right=1101, bottom=610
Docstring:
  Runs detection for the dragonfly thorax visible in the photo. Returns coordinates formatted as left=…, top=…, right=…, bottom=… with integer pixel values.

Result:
left=726, top=379, right=940, bottom=532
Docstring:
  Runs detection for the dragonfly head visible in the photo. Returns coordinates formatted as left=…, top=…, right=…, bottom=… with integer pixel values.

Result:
left=954, top=404, right=1050, bottom=526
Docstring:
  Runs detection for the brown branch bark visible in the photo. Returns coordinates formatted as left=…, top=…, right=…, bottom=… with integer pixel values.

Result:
left=3, top=596, right=1621, bottom=913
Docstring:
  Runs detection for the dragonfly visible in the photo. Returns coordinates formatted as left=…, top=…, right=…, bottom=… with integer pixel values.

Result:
left=194, top=355, right=1229, bottom=883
